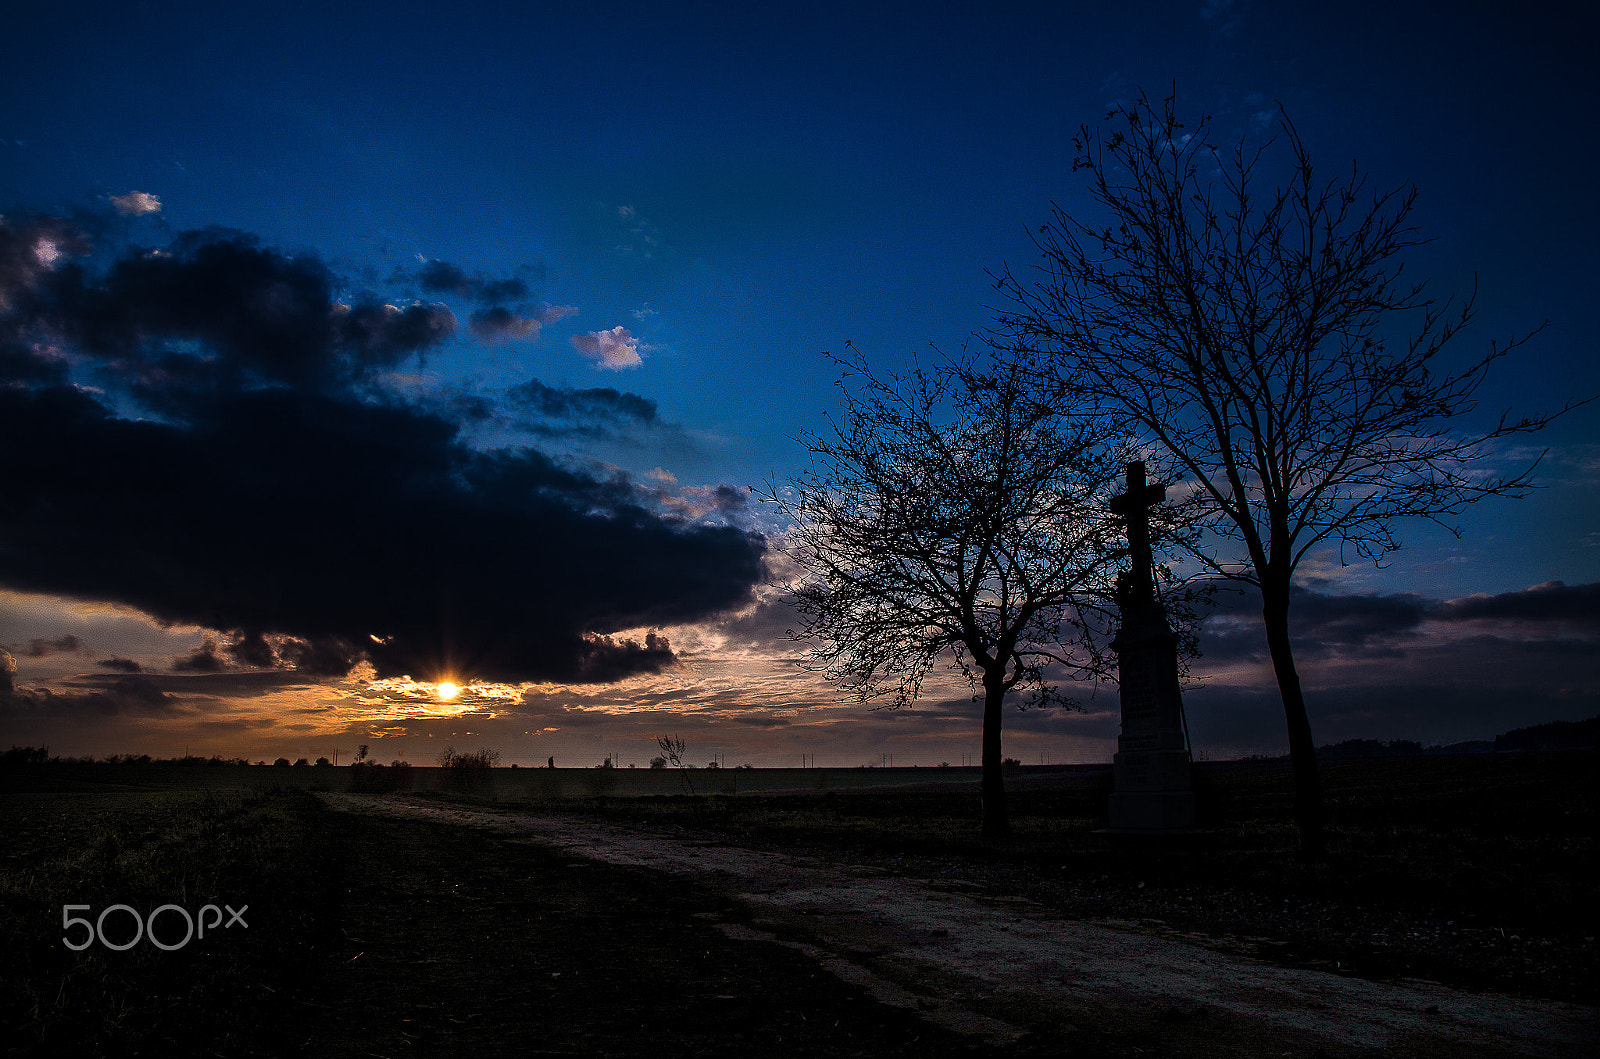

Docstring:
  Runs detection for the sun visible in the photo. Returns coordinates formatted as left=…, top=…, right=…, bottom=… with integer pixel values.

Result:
left=436, top=681, right=461, bottom=701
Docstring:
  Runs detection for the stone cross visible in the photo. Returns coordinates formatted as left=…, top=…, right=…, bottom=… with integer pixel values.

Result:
left=1104, top=460, right=1197, bottom=834
left=1109, top=460, right=1165, bottom=610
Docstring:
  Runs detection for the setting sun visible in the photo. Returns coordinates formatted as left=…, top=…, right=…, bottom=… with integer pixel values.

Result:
left=436, top=682, right=461, bottom=701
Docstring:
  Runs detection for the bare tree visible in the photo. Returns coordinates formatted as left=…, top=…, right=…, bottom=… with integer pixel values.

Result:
left=765, top=345, right=1128, bottom=836
left=994, top=90, right=1585, bottom=855
left=656, top=733, right=695, bottom=794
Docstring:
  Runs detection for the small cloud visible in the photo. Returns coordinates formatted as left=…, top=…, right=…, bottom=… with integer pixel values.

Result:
left=416, top=259, right=541, bottom=305
left=110, top=191, right=162, bottom=216
left=97, top=657, right=144, bottom=673
left=572, top=326, right=643, bottom=370
left=468, top=303, right=577, bottom=344
left=24, top=634, right=83, bottom=657
left=173, top=637, right=226, bottom=672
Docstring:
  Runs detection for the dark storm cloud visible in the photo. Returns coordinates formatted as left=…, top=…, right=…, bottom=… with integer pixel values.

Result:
left=0, top=215, right=767, bottom=685
left=97, top=657, right=144, bottom=673
left=568, top=631, right=677, bottom=682
left=0, top=343, right=68, bottom=386
left=14, top=225, right=458, bottom=411
left=0, top=672, right=180, bottom=718
left=1196, top=581, right=1600, bottom=664
left=226, top=630, right=278, bottom=668
left=1198, top=585, right=1431, bottom=662
left=1433, top=581, right=1600, bottom=629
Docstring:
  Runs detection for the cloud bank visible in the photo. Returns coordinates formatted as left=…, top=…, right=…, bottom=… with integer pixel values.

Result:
left=0, top=212, right=766, bottom=686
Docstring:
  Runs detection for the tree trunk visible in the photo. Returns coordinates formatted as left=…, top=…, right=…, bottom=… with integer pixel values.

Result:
left=980, top=671, right=1009, bottom=837
left=1262, top=585, right=1326, bottom=858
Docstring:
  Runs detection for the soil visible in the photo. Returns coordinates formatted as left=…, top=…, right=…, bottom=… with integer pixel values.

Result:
left=308, top=793, right=1598, bottom=1058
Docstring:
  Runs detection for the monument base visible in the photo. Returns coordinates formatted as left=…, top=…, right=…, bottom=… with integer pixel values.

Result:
left=1106, top=788, right=1196, bottom=831
left=1113, top=746, right=1191, bottom=790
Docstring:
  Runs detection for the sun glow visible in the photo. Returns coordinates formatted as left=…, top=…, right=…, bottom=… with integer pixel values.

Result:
left=436, top=681, right=461, bottom=700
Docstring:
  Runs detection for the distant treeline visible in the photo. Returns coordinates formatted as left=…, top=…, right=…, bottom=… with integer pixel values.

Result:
left=1313, top=714, right=1598, bottom=760
left=1493, top=715, right=1600, bottom=753
left=6, top=715, right=1597, bottom=770
left=2, top=748, right=284, bottom=768
left=1315, top=738, right=1491, bottom=761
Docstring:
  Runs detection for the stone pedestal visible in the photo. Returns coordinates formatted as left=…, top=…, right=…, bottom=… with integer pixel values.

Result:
left=1106, top=616, right=1196, bottom=831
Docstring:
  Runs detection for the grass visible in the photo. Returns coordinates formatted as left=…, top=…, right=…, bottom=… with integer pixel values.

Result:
left=0, top=786, right=336, bottom=1057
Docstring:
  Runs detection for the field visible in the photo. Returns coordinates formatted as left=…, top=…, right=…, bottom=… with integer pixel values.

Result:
left=1, top=752, right=1594, bottom=1057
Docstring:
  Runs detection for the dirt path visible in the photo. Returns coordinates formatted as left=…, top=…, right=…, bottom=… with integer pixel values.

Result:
left=319, top=794, right=1596, bottom=1057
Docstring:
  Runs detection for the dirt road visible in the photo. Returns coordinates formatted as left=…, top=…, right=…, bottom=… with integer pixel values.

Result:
left=320, top=793, right=1596, bottom=1057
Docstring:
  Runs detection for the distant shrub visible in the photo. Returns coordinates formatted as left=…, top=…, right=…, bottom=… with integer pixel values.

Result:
left=437, top=745, right=499, bottom=792
left=273, top=758, right=291, bottom=767
left=0, top=746, right=49, bottom=768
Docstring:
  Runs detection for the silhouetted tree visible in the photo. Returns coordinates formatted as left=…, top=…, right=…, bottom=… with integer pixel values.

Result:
left=994, top=90, right=1586, bottom=855
left=655, top=734, right=694, bottom=794
left=766, top=346, right=1128, bottom=836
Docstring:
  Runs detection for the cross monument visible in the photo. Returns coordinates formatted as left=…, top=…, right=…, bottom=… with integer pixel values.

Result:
left=1106, top=461, right=1197, bottom=832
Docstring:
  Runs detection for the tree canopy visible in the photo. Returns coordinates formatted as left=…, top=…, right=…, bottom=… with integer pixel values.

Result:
left=766, top=345, right=1128, bottom=834
left=993, top=90, right=1584, bottom=854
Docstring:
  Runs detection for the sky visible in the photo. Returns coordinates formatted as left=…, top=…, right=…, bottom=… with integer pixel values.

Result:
left=1, top=0, right=1595, bottom=768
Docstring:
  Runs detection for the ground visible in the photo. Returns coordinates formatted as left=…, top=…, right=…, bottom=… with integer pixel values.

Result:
left=2, top=755, right=1595, bottom=1057
left=308, top=791, right=1595, bottom=1058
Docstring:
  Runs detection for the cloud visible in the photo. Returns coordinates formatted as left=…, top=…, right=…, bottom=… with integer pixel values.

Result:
left=504, top=378, right=660, bottom=439
left=1184, top=580, right=1600, bottom=750
left=416, top=259, right=533, bottom=304
left=97, top=657, right=144, bottom=673
left=7, top=224, right=459, bottom=409
left=1194, top=580, right=1600, bottom=673
left=570, top=631, right=677, bottom=683
left=0, top=213, right=767, bottom=686
left=109, top=191, right=161, bottom=216
left=467, top=303, right=577, bottom=344
left=1433, top=580, right=1600, bottom=630
left=24, top=634, right=83, bottom=657
left=0, top=670, right=181, bottom=718
left=572, top=325, right=642, bottom=370
left=1197, top=584, right=1431, bottom=662
left=174, top=637, right=226, bottom=672
left=414, top=260, right=575, bottom=345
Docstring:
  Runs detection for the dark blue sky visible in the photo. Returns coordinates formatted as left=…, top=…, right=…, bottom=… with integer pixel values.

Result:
left=2, top=0, right=1595, bottom=764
